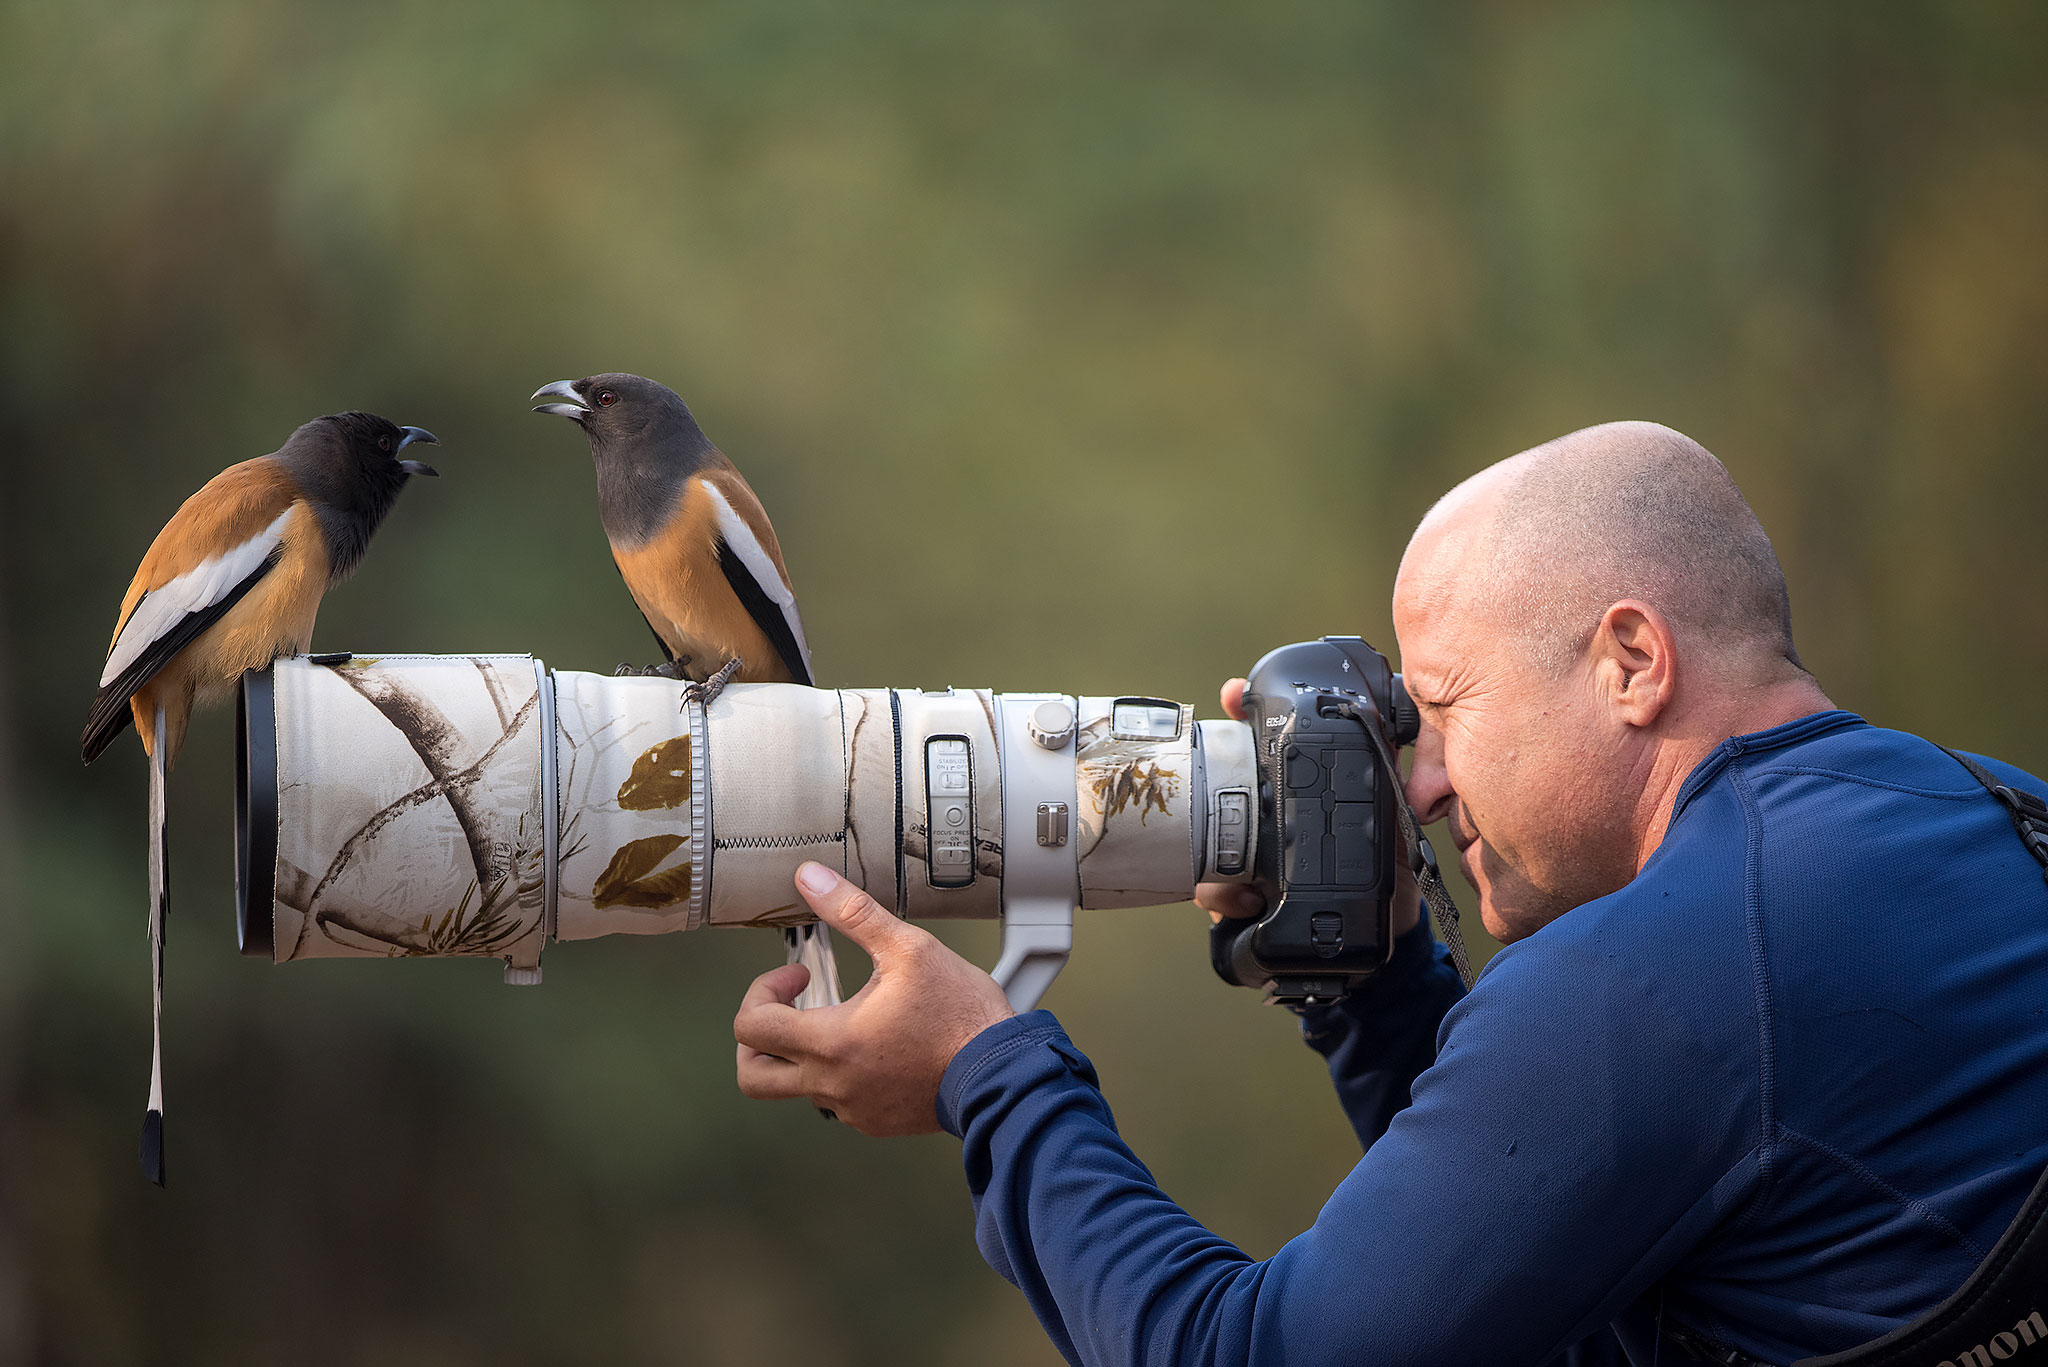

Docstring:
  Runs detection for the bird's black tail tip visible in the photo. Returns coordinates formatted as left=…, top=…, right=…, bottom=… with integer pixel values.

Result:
left=140, top=1109, right=165, bottom=1187
left=80, top=719, right=116, bottom=766
left=80, top=690, right=131, bottom=766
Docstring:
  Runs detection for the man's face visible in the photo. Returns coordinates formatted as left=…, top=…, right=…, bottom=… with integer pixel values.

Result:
left=1391, top=506, right=1640, bottom=943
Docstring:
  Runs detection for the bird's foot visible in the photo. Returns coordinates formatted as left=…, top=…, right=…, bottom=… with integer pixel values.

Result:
left=684, top=656, right=745, bottom=708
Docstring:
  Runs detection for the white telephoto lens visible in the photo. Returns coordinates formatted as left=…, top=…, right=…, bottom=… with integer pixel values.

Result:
left=241, top=655, right=1256, bottom=999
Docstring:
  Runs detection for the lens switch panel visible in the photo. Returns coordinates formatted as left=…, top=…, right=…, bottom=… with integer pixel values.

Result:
left=926, top=736, right=975, bottom=887
left=1212, top=790, right=1250, bottom=875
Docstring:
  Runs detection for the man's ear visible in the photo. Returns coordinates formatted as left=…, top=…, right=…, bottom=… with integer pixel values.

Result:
left=1592, top=600, right=1675, bottom=728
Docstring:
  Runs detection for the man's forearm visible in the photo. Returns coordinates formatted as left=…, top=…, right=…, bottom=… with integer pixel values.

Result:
left=941, top=1012, right=1269, bottom=1366
left=933, top=940, right=1742, bottom=1367
left=933, top=922, right=1466, bottom=1366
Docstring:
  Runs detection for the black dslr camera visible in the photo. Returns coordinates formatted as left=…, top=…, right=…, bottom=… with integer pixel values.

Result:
left=1210, top=636, right=1426, bottom=1005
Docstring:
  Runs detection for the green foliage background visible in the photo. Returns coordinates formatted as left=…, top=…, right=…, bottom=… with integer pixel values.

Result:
left=2, top=3, right=2045, bottom=1362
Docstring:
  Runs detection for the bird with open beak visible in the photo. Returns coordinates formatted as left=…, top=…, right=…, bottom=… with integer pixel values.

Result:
left=532, top=373, right=840, bottom=1014
left=83, top=410, right=438, bottom=1184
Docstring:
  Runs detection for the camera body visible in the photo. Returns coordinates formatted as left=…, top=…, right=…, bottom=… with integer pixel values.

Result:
left=1210, top=637, right=1420, bottom=1005
left=235, top=637, right=1419, bottom=1009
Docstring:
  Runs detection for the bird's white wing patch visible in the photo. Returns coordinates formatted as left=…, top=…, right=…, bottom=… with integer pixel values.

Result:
left=101, top=508, right=295, bottom=687
left=699, top=479, right=813, bottom=678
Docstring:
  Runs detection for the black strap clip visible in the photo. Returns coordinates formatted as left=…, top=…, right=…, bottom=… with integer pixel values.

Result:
left=1944, top=748, right=2048, bottom=883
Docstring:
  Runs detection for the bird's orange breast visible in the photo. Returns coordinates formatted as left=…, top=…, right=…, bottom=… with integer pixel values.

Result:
left=610, top=477, right=802, bottom=683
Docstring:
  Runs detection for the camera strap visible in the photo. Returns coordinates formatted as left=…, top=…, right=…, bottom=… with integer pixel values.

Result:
left=1660, top=746, right=2048, bottom=1367
left=1940, top=748, right=2048, bottom=879
left=1358, top=712, right=1476, bottom=990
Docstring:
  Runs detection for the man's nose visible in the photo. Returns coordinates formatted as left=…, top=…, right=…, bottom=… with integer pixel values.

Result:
left=1404, top=721, right=1455, bottom=827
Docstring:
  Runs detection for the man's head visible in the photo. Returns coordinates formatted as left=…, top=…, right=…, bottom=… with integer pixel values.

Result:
left=1393, top=421, right=1824, bottom=943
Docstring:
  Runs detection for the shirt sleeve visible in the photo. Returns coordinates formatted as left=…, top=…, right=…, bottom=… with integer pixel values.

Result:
left=935, top=934, right=1763, bottom=1367
left=1294, top=915, right=1469, bottom=1151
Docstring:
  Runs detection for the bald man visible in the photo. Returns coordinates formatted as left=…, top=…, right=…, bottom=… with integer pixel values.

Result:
left=732, top=423, right=2048, bottom=1366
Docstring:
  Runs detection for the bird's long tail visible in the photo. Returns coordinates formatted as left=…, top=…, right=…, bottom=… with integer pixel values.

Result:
left=784, top=924, right=841, bottom=1012
left=141, top=704, right=167, bottom=1187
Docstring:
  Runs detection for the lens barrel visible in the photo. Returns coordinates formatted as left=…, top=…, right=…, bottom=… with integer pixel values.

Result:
left=235, top=655, right=1252, bottom=981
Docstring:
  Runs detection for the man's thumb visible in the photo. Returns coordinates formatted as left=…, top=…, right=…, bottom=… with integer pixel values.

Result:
left=1220, top=677, right=1249, bottom=721
left=794, top=863, right=915, bottom=957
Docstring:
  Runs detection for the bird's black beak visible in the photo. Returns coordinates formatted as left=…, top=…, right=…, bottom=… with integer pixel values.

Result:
left=532, top=380, right=591, bottom=421
left=396, top=426, right=438, bottom=477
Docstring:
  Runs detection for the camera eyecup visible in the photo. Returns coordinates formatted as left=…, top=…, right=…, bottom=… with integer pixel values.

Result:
left=1389, top=675, right=1421, bottom=747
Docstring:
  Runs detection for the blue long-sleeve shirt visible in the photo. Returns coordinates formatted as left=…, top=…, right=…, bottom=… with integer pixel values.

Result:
left=937, top=712, right=2048, bottom=1365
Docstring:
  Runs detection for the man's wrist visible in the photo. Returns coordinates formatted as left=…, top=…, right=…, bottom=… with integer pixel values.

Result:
left=936, top=1010, right=1076, bottom=1137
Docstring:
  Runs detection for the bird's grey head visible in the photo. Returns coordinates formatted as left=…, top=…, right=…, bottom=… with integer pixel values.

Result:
left=530, top=372, right=716, bottom=544
left=275, top=412, right=438, bottom=579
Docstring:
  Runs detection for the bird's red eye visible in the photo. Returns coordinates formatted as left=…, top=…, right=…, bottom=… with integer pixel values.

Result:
left=597, top=390, right=617, bottom=407
left=377, top=435, right=392, bottom=451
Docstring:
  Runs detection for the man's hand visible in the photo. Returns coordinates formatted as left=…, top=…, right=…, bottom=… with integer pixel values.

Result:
left=733, top=862, right=1015, bottom=1136
left=1192, top=676, right=1424, bottom=937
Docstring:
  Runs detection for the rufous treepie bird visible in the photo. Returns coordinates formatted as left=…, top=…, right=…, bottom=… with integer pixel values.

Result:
left=531, top=373, right=840, bottom=1012
left=82, top=411, right=438, bottom=1184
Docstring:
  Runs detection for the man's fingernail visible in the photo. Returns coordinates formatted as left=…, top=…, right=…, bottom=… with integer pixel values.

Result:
left=797, top=862, right=838, bottom=895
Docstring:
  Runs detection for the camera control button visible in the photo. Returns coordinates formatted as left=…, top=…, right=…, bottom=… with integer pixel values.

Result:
left=1028, top=700, right=1076, bottom=750
left=1213, top=790, right=1249, bottom=875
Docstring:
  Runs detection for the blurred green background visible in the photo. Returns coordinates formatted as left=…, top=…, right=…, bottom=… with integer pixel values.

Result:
left=3, top=2, right=2046, bottom=1362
